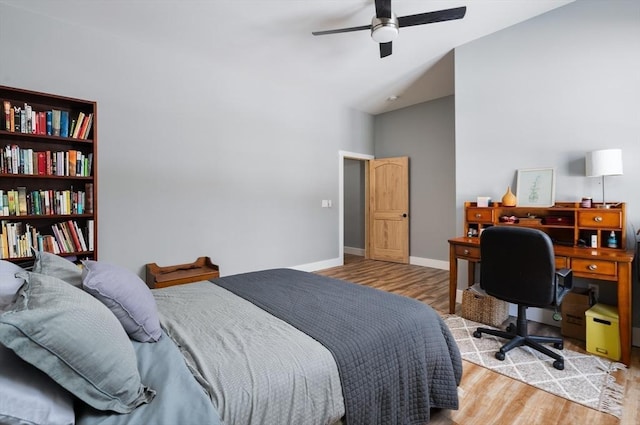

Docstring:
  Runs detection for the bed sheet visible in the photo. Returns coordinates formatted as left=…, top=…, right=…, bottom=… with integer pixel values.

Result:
left=76, top=329, right=221, bottom=425
left=153, top=281, right=345, bottom=425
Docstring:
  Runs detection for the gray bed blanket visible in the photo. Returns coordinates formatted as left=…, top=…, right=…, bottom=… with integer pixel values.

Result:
left=214, top=268, right=462, bottom=425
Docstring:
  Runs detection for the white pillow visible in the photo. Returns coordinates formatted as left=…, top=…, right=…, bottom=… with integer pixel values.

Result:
left=0, top=260, right=24, bottom=308
left=0, top=344, right=74, bottom=425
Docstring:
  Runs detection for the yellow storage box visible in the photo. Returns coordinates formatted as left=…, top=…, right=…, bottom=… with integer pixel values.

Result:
left=585, top=303, right=620, bottom=361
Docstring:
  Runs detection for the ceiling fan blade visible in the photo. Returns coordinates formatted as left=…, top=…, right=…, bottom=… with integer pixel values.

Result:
left=312, top=24, right=372, bottom=36
left=379, top=42, right=392, bottom=58
left=375, top=0, right=392, bottom=19
left=398, top=6, right=467, bottom=28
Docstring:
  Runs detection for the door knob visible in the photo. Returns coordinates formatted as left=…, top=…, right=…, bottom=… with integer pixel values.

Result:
left=402, top=213, right=407, bottom=217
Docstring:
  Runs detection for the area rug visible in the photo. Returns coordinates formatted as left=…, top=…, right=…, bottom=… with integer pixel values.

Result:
left=444, top=314, right=627, bottom=418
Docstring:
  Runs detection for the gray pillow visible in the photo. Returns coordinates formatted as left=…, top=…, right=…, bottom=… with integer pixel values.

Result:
left=32, top=251, right=83, bottom=287
left=0, top=260, right=24, bottom=308
left=82, top=260, right=162, bottom=342
left=0, top=271, right=155, bottom=413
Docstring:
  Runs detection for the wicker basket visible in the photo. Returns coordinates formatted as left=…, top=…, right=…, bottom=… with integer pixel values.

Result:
left=461, top=286, right=509, bottom=327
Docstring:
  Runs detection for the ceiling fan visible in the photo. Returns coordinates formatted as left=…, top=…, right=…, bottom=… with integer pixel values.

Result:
left=312, top=1, right=467, bottom=58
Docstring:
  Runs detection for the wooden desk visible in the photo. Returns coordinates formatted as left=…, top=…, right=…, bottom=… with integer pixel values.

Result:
left=448, top=236, right=634, bottom=366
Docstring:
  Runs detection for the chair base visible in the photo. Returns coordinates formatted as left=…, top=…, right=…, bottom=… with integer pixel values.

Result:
left=473, top=305, right=565, bottom=370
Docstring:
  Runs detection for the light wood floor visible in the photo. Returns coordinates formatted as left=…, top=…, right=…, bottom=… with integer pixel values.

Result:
left=317, top=254, right=640, bottom=425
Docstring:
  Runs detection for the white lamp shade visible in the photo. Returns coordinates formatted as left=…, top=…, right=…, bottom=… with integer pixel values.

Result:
left=585, top=149, right=623, bottom=177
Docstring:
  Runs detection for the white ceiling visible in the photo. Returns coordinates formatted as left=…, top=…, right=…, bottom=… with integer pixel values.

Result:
left=3, top=0, right=575, bottom=114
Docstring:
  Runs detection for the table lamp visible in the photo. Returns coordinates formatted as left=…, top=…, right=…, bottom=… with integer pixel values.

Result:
left=585, top=148, right=623, bottom=209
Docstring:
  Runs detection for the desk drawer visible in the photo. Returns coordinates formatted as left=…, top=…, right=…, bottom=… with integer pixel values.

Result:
left=455, top=245, right=480, bottom=260
left=577, top=210, right=621, bottom=229
left=555, top=256, right=569, bottom=269
left=466, top=208, right=493, bottom=223
left=571, top=258, right=617, bottom=278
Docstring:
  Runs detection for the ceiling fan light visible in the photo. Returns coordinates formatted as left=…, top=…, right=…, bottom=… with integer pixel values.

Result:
left=371, top=16, right=399, bottom=43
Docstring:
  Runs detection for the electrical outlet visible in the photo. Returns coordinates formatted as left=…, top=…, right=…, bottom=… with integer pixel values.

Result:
left=588, top=283, right=599, bottom=303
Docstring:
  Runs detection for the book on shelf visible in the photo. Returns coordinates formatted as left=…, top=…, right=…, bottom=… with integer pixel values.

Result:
left=38, top=112, right=46, bottom=135
left=86, top=219, right=94, bottom=251
left=3, top=101, right=9, bottom=131
left=74, top=221, right=87, bottom=251
left=52, top=109, right=61, bottom=136
left=0, top=221, right=7, bottom=258
left=77, top=113, right=92, bottom=140
left=12, top=106, right=20, bottom=132
left=7, top=190, right=16, bottom=216
left=85, top=183, right=94, bottom=214
left=69, top=119, right=76, bottom=138
left=46, top=111, right=52, bottom=135
left=37, top=151, right=46, bottom=175
left=63, top=221, right=82, bottom=252
left=69, top=150, right=76, bottom=177
left=1, top=191, right=8, bottom=216
left=60, top=111, right=69, bottom=138
left=17, top=187, right=27, bottom=216
left=19, top=109, right=25, bottom=132
left=24, top=104, right=32, bottom=134
left=72, top=112, right=85, bottom=138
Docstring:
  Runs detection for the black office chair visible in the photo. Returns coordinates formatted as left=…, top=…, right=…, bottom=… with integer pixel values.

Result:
left=473, top=226, right=573, bottom=370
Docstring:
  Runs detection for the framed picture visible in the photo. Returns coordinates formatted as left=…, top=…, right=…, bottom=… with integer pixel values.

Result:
left=516, top=168, right=556, bottom=207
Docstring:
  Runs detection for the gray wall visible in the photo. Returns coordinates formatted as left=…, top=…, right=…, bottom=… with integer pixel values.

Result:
left=344, top=159, right=365, bottom=250
left=374, top=96, right=456, bottom=262
left=455, top=0, right=640, bottom=324
left=0, top=4, right=375, bottom=275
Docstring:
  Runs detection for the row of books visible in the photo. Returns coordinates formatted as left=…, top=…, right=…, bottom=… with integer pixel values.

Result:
left=2, top=100, right=93, bottom=139
left=2, top=144, right=93, bottom=177
left=0, top=219, right=94, bottom=259
left=0, top=185, right=93, bottom=217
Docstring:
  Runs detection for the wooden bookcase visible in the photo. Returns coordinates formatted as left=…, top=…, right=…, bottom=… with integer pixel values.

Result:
left=464, top=201, right=626, bottom=251
left=0, top=85, right=97, bottom=264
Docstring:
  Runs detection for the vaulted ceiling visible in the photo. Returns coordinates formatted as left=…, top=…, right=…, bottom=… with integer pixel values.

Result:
left=2, top=0, right=575, bottom=114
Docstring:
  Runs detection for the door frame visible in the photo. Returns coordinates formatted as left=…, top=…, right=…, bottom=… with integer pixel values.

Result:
left=338, top=150, right=374, bottom=266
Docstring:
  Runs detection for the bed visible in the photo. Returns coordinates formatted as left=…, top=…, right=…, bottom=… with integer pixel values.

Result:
left=0, top=253, right=462, bottom=425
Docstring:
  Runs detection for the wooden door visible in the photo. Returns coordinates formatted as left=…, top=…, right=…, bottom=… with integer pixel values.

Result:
left=368, top=157, right=409, bottom=263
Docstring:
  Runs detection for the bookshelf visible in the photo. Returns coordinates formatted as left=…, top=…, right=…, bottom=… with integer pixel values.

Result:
left=0, top=85, right=97, bottom=264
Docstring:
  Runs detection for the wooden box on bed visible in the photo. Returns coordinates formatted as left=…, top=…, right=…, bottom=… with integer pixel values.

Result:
left=145, top=256, right=219, bottom=289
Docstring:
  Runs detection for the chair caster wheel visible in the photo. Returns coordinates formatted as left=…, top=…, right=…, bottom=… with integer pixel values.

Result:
left=473, top=331, right=482, bottom=338
left=495, top=351, right=505, bottom=361
left=553, top=342, right=564, bottom=350
left=553, top=360, right=564, bottom=370
left=506, top=324, right=516, bottom=333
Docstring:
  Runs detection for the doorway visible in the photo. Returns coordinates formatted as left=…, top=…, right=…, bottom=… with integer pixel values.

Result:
left=339, top=151, right=410, bottom=265
left=339, top=151, right=373, bottom=265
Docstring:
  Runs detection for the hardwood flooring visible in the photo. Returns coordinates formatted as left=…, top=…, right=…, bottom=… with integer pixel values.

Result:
left=317, top=254, right=640, bottom=425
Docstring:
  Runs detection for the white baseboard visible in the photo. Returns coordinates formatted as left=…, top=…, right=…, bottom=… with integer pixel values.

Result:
left=291, top=257, right=342, bottom=272
left=410, top=256, right=449, bottom=270
left=344, top=246, right=365, bottom=256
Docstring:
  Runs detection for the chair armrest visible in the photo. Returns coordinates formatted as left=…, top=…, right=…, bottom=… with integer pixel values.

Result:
left=555, top=268, right=573, bottom=289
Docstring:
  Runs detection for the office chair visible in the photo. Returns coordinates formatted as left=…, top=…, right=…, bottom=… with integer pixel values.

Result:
left=473, top=226, right=573, bottom=370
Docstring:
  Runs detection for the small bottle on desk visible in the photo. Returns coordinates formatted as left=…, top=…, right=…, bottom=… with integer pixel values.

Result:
left=607, top=231, right=617, bottom=248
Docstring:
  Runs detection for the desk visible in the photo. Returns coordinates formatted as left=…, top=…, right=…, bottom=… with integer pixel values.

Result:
left=448, top=236, right=634, bottom=366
